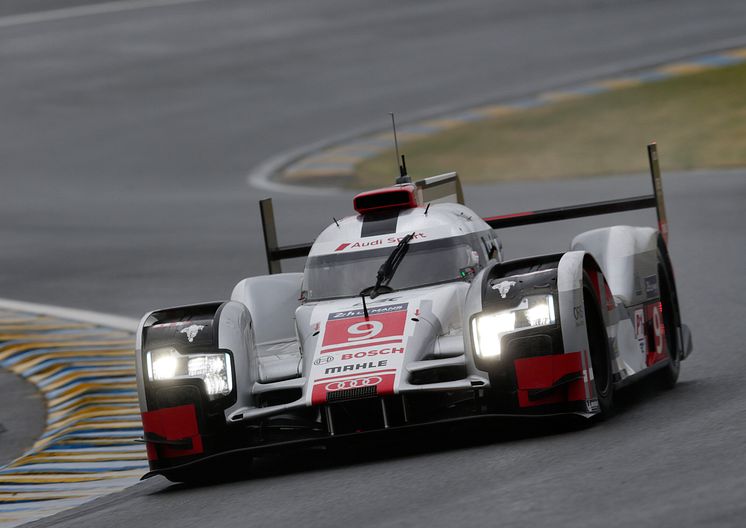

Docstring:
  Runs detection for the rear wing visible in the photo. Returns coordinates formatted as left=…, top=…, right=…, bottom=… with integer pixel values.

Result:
left=259, top=142, right=668, bottom=274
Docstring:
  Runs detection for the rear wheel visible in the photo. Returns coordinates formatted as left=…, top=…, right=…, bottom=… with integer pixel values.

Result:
left=583, top=272, right=614, bottom=417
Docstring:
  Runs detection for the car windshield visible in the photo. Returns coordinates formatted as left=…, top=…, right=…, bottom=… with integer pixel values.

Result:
left=303, top=232, right=491, bottom=301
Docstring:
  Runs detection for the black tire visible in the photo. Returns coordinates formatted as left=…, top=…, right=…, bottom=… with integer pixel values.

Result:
left=654, top=252, right=681, bottom=389
left=583, top=271, right=614, bottom=417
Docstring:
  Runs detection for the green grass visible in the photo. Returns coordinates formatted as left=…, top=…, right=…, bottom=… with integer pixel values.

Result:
left=356, top=62, right=746, bottom=187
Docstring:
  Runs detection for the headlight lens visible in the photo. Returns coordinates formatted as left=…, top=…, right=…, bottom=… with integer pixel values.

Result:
left=472, top=294, right=556, bottom=359
left=146, top=347, right=233, bottom=398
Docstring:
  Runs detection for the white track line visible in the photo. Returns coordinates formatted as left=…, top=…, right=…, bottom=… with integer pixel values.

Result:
left=247, top=145, right=349, bottom=196
left=0, top=0, right=213, bottom=29
left=0, top=298, right=138, bottom=331
left=247, top=36, right=746, bottom=196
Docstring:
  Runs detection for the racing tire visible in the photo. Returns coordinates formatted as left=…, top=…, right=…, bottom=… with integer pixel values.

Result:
left=583, top=271, right=614, bottom=418
left=653, top=246, right=681, bottom=389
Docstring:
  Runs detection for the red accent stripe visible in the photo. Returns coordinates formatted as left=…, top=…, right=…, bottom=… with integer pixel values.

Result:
left=313, top=368, right=397, bottom=383
left=513, top=352, right=584, bottom=408
left=141, top=404, right=203, bottom=461
left=320, top=338, right=403, bottom=354
left=311, top=372, right=396, bottom=405
left=483, top=211, right=534, bottom=222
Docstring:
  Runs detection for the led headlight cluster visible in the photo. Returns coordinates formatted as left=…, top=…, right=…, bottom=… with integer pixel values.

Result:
left=146, top=347, right=233, bottom=398
left=472, top=294, right=556, bottom=359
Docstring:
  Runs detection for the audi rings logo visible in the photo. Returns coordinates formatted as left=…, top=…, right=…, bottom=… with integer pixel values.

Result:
left=314, top=355, right=334, bottom=366
left=325, top=376, right=383, bottom=392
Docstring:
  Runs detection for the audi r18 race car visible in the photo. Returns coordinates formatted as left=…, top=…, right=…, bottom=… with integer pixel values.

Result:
left=135, top=143, right=692, bottom=482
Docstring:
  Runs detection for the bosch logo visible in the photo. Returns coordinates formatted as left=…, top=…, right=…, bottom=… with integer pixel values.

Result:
left=325, top=376, right=382, bottom=392
left=314, top=355, right=334, bottom=366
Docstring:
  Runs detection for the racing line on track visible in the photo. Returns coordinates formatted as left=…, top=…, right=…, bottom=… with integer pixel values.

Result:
left=0, top=309, right=144, bottom=528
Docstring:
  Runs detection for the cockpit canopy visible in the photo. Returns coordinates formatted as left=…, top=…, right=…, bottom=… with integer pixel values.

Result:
left=303, top=230, right=493, bottom=301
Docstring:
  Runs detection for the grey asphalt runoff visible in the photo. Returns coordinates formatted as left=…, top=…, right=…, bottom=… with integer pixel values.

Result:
left=1, top=0, right=745, bottom=526
left=0, top=369, right=45, bottom=466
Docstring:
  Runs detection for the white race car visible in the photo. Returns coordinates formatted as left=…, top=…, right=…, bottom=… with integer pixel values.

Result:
left=136, top=143, right=692, bottom=482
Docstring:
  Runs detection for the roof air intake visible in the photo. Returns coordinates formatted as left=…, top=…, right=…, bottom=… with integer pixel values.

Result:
left=353, top=185, right=419, bottom=215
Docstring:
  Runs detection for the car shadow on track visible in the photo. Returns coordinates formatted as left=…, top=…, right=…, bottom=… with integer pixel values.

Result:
left=152, top=375, right=695, bottom=493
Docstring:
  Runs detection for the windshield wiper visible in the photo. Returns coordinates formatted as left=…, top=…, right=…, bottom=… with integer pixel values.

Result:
left=359, top=233, right=415, bottom=299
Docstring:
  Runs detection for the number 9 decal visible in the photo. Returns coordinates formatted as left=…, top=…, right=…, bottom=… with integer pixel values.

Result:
left=347, top=321, right=383, bottom=341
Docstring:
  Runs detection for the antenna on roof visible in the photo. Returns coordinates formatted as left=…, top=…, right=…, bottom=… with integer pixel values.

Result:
left=389, top=112, right=411, bottom=184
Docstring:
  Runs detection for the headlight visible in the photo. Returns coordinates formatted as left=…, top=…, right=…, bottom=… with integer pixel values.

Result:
left=146, top=347, right=233, bottom=398
left=472, top=294, right=556, bottom=359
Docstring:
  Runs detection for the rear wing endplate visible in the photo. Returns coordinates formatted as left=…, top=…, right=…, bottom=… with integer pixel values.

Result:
left=259, top=142, right=668, bottom=274
left=414, top=171, right=464, bottom=205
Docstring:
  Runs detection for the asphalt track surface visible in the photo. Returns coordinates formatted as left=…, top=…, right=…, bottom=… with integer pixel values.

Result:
left=1, top=0, right=745, bottom=526
left=0, top=369, right=45, bottom=467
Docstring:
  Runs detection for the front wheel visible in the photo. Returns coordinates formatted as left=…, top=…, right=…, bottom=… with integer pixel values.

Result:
left=583, top=271, right=614, bottom=417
